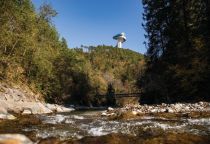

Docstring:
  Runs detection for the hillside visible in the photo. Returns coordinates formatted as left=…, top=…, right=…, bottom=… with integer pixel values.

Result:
left=83, top=46, right=143, bottom=92
left=72, top=46, right=144, bottom=105
left=0, top=1, right=144, bottom=106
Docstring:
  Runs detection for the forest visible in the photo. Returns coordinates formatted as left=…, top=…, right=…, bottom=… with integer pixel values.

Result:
left=139, top=0, right=210, bottom=103
left=0, top=0, right=144, bottom=106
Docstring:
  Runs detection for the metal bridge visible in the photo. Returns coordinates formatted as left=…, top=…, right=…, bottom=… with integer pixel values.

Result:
left=97, top=93, right=141, bottom=98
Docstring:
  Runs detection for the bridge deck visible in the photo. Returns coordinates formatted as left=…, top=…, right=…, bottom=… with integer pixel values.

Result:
left=97, top=93, right=141, bottom=98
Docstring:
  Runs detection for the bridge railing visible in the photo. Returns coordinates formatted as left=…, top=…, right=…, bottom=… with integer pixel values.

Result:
left=96, top=93, right=141, bottom=98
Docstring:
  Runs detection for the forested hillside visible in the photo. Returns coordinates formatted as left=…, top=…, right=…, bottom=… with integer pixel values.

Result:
left=139, top=0, right=210, bottom=104
left=0, top=0, right=144, bottom=106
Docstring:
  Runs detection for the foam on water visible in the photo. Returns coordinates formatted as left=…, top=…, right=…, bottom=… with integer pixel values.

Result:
left=88, top=127, right=109, bottom=136
left=188, top=118, right=210, bottom=125
left=41, top=114, right=67, bottom=124
left=33, top=112, right=210, bottom=139
left=72, top=115, right=84, bottom=120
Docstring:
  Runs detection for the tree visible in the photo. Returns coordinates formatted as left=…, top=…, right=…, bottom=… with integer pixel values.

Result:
left=39, top=3, right=57, bottom=23
left=140, top=0, right=210, bottom=103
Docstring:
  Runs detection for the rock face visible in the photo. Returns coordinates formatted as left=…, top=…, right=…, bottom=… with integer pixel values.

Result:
left=0, top=134, right=33, bottom=144
left=0, top=82, right=74, bottom=120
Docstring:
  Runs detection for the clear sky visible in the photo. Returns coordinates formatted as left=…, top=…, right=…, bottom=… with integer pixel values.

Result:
left=32, top=0, right=146, bottom=53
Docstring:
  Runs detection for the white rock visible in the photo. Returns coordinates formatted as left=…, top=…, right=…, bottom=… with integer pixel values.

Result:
left=160, top=108, right=166, bottom=113
left=107, top=113, right=115, bottom=116
left=101, top=112, right=108, bottom=116
left=0, top=114, right=16, bottom=120
left=174, top=104, right=182, bottom=111
left=185, top=106, right=190, bottom=111
left=45, top=104, right=57, bottom=111
left=166, top=108, right=174, bottom=113
left=22, top=109, right=32, bottom=115
left=55, top=106, right=63, bottom=112
left=132, top=110, right=138, bottom=115
left=0, top=134, right=33, bottom=144
left=60, top=107, right=74, bottom=112
left=108, top=107, right=114, bottom=111
left=151, top=109, right=158, bottom=113
left=7, top=114, right=17, bottom=120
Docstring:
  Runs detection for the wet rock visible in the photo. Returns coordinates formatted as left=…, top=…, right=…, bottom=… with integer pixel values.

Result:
left=0, top=134, right=33, bottom=144
left=143, top=132, right=210, bottom=144
left=70, top=133, right=143, bottom=144
left=38, top=137, right=60, bottom=144
left=109, top=111, right=137, bottom=120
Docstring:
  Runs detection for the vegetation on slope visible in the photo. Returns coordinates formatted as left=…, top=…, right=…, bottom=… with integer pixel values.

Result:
left=0, top=0, right=144, bottom=106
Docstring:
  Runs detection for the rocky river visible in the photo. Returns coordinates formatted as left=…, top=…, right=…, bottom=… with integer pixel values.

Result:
left=0, top=102, right=210, bottom=144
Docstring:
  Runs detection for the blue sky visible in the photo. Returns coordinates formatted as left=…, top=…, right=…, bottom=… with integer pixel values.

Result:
left=32, top=0, right=146, bottom=53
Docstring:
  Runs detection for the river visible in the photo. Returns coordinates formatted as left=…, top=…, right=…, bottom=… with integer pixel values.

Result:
left=0, top=110, right=210, bottom=143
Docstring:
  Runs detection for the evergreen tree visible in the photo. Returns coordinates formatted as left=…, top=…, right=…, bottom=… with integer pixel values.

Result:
left=140, top=0, right=210, bottom=103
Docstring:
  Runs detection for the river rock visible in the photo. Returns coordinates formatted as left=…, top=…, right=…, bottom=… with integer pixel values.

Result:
left=45, top=104, right=74, bottom=113
left=151, top=109, right=158, bottom=113
left=108, top=107, right=114, bottom=111
left=0, top=114, right=16, bottom=120
left=101, top=112, right=108, bottom=116
left=132, top=110, right=138, bottom=115
left=0, top=134, right=33, bottom=144
left=22, top=109, right=32, bottom=115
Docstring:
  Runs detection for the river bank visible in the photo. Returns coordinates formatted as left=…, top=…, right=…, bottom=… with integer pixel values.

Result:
left=101, top=102, right=210, bottom=120
left=0, top=82, right=74, bottom=120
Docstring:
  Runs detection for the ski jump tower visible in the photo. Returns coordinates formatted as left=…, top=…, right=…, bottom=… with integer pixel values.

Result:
left=113, top=32, right=126, bottom=48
